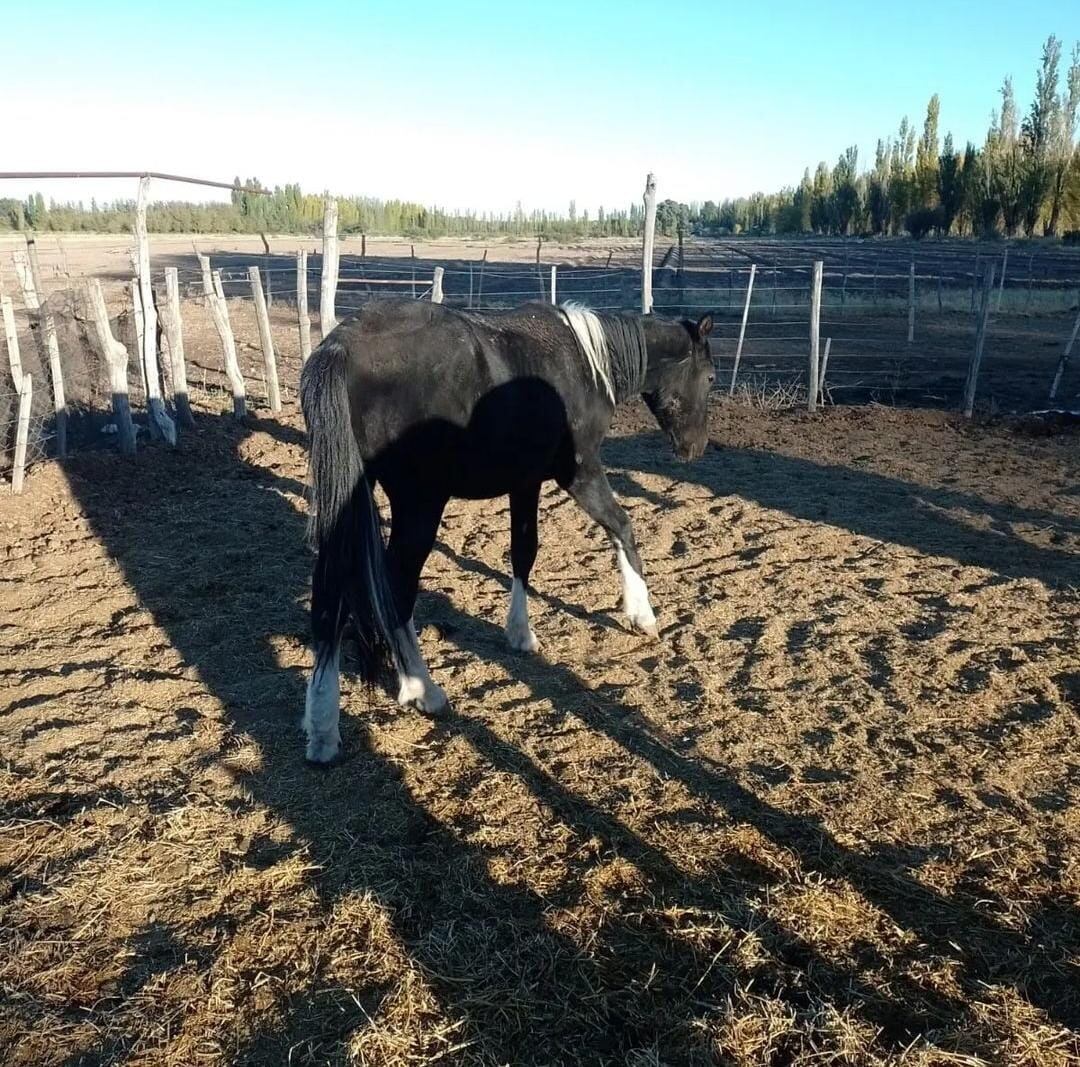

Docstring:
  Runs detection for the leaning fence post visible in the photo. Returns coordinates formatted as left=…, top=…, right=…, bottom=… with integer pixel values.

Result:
left=133, top=175, right=175, bottom=445
left=550, top=265, right=557, bottom=306
left=431, top=267, right=444, bottom=304
left=808, top=260, right=823, bottom=413
left=85, top=278, right=137, bottom=454
left=962, top=263, right=996, bottom=418
left=14, top=246, right=66, bottom=457
left=297, top=250, right=312, bottom=363
left=641, top=173, right=657, bottom=314
left=996, top=245, right=1008, bottom=313
left=2, top=293, right=23, bottom=393
left=320, top=194, right=339, bottom=337
left=729, top=263, right=756, bottom=395
left=907, top=258, right=916, bottom=344
left=1048, top=305, right=1080, bottom=403
left=161, top=267, right=194, bottom=428
left=248, top=266, right=281, bottom=412
left=208, top=270, right=246, bottom=419
left=11, top=373, right=32, bottom=493
left=818, top=337, right=832, bottom=407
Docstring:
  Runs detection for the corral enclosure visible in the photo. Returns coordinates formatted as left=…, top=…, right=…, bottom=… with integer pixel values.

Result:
left=2, top=227, right=1080, bottom=1065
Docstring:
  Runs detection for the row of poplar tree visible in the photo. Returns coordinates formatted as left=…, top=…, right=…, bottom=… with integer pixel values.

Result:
left=705, top=35, right=1080, bottom=239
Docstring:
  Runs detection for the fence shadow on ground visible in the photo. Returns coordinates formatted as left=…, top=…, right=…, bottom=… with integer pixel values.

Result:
left=52, top=409, right=1080, bottom=1063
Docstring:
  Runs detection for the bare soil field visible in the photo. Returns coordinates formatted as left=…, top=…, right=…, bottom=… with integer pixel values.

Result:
left=2, top=328, right=1079, bottom=1066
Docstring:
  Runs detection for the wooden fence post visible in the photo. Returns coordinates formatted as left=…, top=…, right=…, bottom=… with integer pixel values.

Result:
left=431, top=267, right=444, bottom=304
left=1048, top=305, right=1080, bottom=402
left=962, top=263, right=996, bottom=418
left=160, top=267, right=194, bottom=428
left=297, top=250, right=311, bottom=363
left=85, top=278, right=137, bottom=454
left=130, top=279, right=148, bottom=400
left=11, top=373, right=31, bottom=493
left=970, top=250, right=980, bottom=313
left=14, top=246, right=66, bottom=456
left=550, top=265, right=557, bottom=306
left=907, top=259, right=916, bottom=344
left=729, top=263, right=756, bottom=395
left=320, top=194, right=339, bottom=337
left=248, top=266, right=281, bottom=412
left=133, top=175, right=175, bottom=444
left=198, top=253, right=214, bottom=298
left=818, top=337, right=832, bottom=407
left=477, top=249, right=487, bottom=305
left=808, top=260, right=823, bottom=413
left=641, top=173, right=657, bottom=314
left=411, top=246, right=418, bottom=300
left=2, top=293, right=22, bottom=392
left=840, top=245, right=849, bottom=316
left=208, top=270, right=246, bottom=419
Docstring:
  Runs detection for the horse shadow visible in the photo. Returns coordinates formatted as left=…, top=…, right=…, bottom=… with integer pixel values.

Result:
left=47, top=407, right=1080, bottom=1063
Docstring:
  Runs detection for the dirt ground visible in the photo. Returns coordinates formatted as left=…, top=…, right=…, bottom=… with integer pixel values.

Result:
left=0, top=233, right=641, bottom=295
left=2, top=322, right=1080, bottom=1067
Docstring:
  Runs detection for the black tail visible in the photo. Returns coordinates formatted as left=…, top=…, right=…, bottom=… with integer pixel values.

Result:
left=300, top=338, right=402, bottom=683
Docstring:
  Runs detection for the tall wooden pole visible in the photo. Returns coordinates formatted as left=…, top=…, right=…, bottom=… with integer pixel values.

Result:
left=641, top=173, right=657, bottom=314
left=297, top=250, right=311, bottom=363
left=320, top=194, right=339, bottom=337
left=134, top=175, right=176, bottom=444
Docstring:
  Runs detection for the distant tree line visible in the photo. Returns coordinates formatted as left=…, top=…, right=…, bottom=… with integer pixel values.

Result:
left=702, top=36, right=1080, bottom=240
left=2, top=37, right=1077, bottom=243
left=0, top=178, right=649, bottom=241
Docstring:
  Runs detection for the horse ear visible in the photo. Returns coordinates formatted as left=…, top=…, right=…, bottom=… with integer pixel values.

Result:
left=695, top=314, right=714, bottom=340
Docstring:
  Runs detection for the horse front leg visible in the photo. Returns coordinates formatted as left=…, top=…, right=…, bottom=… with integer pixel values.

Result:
left=567, top=464, right=659, bottom=637
left=506, top=482, right=541, bottom=652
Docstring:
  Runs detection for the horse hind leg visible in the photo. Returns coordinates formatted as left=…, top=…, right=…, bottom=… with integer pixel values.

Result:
left=505, top=483, right=541, bottom=653
left=386, top=492, right=450, bottom=714
left=304, top=551, right=346, bottom=763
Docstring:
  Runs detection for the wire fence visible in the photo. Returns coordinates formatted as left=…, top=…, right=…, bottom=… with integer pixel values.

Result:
left=1, top=383, right=49, bottom=490
left=3, top=236, right=1080, bottom=489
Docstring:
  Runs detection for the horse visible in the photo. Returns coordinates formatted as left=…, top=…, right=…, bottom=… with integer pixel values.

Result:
left=299, top=297, right=714, bottom=763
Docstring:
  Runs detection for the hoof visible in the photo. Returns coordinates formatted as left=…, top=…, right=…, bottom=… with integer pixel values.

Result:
left=305, top=730, right=341, bottom=765
left=505, top=625, right=540, bottom=654
left=628, top=612, right=660, bottom=639
left=398, top=677, right=450, bottom=716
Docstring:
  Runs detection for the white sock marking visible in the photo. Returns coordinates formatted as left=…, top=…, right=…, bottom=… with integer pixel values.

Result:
left=304, top=647, right=342, bottom=763
left=505, top=577, right=540, bottom=653
left=616, top=545, right=657, bottom=635
left=396, top=619, right=449, bottom=714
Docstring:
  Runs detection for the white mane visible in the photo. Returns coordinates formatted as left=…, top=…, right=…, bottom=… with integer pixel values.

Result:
left=560, top=303, right=616, bottom=403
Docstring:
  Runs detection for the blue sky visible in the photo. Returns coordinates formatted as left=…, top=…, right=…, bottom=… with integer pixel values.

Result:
left=4, top=1, right=1076, bottom=214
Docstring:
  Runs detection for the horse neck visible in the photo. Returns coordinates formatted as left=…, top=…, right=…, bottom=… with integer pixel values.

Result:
left=641, top=318, right=687, bottom=391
